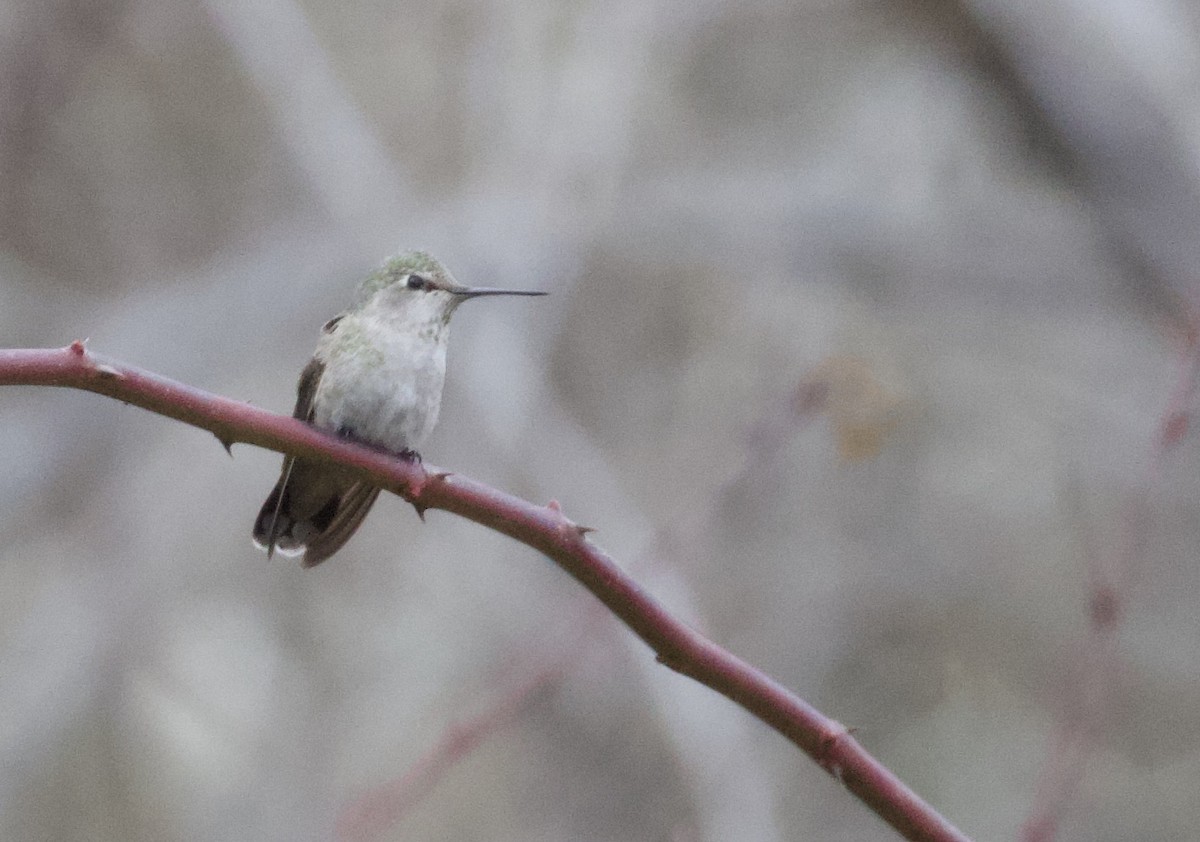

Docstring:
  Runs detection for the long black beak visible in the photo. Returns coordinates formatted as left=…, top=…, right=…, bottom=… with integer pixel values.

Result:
left=454, top=286, right=548, bottom=299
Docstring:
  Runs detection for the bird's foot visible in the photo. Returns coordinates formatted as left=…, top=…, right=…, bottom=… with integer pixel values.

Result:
left=335, top=427, right=421, bottom=465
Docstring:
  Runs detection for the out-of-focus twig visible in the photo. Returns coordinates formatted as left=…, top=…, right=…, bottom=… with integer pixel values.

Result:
left=1021, top=321, right=1200, bottom=841
left=334, top=661, right=567, bottom=842
left=0, top=343, right=969, bottom=842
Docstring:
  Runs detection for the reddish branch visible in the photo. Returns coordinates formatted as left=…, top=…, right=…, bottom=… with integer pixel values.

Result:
left=0, top=343, right=971, bottom=842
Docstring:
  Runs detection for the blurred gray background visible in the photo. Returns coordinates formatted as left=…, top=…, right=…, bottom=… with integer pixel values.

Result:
left=3, top=1, right=1200, bottom=840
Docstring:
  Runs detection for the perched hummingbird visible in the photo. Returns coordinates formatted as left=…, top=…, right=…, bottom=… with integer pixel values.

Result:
left=252, top=250, right=546, bottom=567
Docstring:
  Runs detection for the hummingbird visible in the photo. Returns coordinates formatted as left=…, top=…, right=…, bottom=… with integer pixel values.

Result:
left=252, top=250, right=546, bottom=567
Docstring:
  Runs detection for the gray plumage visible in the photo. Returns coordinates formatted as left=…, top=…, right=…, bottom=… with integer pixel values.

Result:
left=252, top=250, right=545, bottom=566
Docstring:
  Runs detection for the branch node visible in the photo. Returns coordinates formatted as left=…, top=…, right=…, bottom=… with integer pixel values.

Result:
left=399, top=466, right=432, bottom=521
left=544, top=500, right=594, bottom=538
left=817, top=720, right=852, bottom=777
left=68, top=339, right=88, bottom=356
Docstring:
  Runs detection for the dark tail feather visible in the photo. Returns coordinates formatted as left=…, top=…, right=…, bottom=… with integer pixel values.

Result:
left=300, top=483, right=381, bottom=567
left=253, top=458, right=296, bottom=559
left=253, top=475, right=291, bottom=556
left=253, top=458, right=381, bottom=566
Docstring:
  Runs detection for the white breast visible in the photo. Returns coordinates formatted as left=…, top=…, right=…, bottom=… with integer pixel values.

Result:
left=311, top=310, right=448, bottom=453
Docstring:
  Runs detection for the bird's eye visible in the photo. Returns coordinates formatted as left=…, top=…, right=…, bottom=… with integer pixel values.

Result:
left=406, top=274, right=426, bottom=291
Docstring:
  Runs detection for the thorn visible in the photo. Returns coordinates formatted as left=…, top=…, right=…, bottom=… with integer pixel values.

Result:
left=68, top=339, right=87, bottom=356
left=557, top=519, right=596, bottom=540
left=655, top=649, right=684, bottom=671
left=94, top=363, right=122, bottom=379
left=544, top=499, right=595, bottom=539
left=399, top=468, right=430, bottom=521
left=431, top=470, right=453, bottom=482
left=215, top=434, right=234, bottom=456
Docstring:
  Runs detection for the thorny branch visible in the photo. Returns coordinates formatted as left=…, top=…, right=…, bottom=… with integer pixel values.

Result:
left=0, top=343, right=972, bottom=842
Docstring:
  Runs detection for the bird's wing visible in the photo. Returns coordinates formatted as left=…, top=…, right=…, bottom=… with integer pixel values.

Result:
left=256, top=356, right=327, bottom=557
left=292, top=355, right=325, bottom=421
